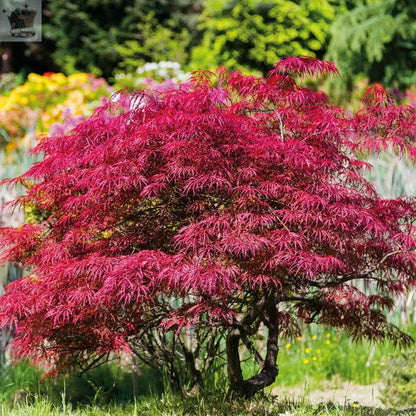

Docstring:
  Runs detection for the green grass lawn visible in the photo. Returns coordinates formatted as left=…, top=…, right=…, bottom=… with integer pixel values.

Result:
left=1, top=394, right=416, bottom=416
left=274, top=324, right=406, bottom=389
left=0, top=324, right=415, bottom=415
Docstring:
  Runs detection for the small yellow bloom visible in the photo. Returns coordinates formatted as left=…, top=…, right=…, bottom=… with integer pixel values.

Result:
left=28, top=73, right=43, bottom=83
left=352, top=402, right=359, bottom=408
left=312, top=356, right=317, bottom=361
left=303, top=359, right=309, bottom=364
left=296, top=336, right=301, bottom=341
left=325, top=340, right=330, bottom=345
left=68, top=73, right=89, bottom=86
left=312, top=335, right=316, bottom=340
left=326, top=333, right=331, bottom=338
left=51, top=73, right=67, bottom=85
left=316, top=349, right=321, bottom=354
left=285, top=343, right=291, bottom=349
left=5, top=142, right=17, bottom=153
left=305, top=348, right=311, bottom=353
left=333, top=337, right=337, bottom=341
left=67, top=90, right=84, bottom=106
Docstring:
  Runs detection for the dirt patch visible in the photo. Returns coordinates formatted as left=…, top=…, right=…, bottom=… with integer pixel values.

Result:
left=272, top=381, right=384, bottom=408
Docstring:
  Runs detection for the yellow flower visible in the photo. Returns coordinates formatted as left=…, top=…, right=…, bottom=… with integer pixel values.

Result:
left=5, top=142, right=17, bottom=153
left=296, top=336, right=301, bottom=341
left=325, top=340, right=330, bottom=345
left=67, top=90, right=84, bottom=106
left=312, top=356, right=317, bottom=361
left=285, top=343, right=291, bottom=349
left=326, top=333, right=331, bottom=338
left=0, top=97, right=8, bottom=109
left=312, top=335, right=316, bottom=340
left=50, top=105, right=64, bottom=117
left=51, top=73, right=67, bottom=85
left=352, top=402, right=359, bottom=408
left=305, top=348, right=311, bottom=353
left=68, top=73, right=89, bottom=86
left=333, top=337, right=338, bottom=341
left=28, top=73, right=44, bottom=83
left=303, top=359, right=309, bottom=364
left=316, top=349, right=321, bottom=354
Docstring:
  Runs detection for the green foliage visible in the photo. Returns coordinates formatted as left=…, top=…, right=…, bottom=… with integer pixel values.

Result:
left=0, top=362, right=43, bottom=403
left=114, top=0, right=202, bottom=74
left=0, top=73, right=21, bottom=94
left=42, top=0, right=202, bottom=79
left=43, top=0, right=127, bottom=78
left=365, top=151, right=416, bottom=199
left=114, top=0, right=201, bottom=76
left=190, top=0, right=345, bottom=74
left=0, top=390, right=408, bottom=415
left=327, top=0, right=416, bottom=89
left=0, top=361, right=163, bottom=406
left=0, top=336, right=413, bottom=414
left=380, top=349, right=416, bottom=409
left=276, top=326, right=398, bottom=389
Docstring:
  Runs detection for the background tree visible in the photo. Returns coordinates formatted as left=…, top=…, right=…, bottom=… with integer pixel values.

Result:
left=115, top=0, right=203, bottom=75
left=190, top=0, right=346, bottom=73
left=327, top=0, right=416, bottom=91
left=1, top=0, right=203, bottom=79
left=1, top=58, right=416, bottom=398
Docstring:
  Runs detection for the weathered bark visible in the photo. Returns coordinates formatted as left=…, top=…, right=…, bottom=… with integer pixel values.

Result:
left=181, top=343, right=203, bottom=388
left=226, top=301, right=279, bottom=399
left=226, top=328, right=245, bottom=395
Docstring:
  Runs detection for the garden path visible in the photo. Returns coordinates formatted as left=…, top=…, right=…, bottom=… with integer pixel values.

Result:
left=273, top=382, right=383, bottom=408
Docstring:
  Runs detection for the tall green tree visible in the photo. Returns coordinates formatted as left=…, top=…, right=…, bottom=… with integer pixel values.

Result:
left=1, top=0, right=202, bottom=79
left=190, top=0, right=345, bottom=74
left=115, top=0, right=203, bottom=74
left=42, top=0, right=126, bottom=78
left=327, top=0, right=416, bottom=89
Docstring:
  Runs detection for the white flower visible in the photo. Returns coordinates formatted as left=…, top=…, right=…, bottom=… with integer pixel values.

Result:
left=143, top=62, right=158, bottom=71
left=157, top=68, right=168, bottom=78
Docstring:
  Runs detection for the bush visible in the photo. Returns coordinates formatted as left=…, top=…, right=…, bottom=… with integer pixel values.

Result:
left=0, top=360, right=163, bottom=405
left=0, top=72, right=111, bottom=168
left=380, top=349, right=416, bottom=409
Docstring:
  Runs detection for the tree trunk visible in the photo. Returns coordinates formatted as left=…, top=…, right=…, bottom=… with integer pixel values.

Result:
left=226, top=302, right=279, bottom=399
left=226, top=328, right=245, bottom=396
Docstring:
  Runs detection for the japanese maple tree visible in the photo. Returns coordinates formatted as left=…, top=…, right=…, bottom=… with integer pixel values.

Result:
left=1, top=57, right=416, bottom=398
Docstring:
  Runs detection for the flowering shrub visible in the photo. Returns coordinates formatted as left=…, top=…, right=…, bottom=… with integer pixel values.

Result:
left=0, top=73, right=111, bottom=162
left=113, top=61, right=189, bottom=91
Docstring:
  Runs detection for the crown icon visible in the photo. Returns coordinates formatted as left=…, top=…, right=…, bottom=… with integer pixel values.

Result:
left=2, top=2, right=37, bottom=38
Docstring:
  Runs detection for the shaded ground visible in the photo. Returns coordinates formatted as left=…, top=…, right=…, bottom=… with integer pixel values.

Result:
left=273, top=381, right=383, bottom=408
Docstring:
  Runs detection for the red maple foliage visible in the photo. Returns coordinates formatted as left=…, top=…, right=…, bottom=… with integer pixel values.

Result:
left=1, top=57, right=416, bottom=397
